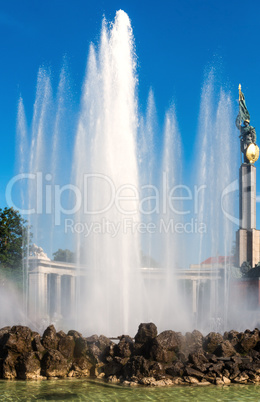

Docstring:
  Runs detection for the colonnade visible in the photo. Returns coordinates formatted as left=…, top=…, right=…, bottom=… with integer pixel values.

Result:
left=28, top=258, right=222, bottom=323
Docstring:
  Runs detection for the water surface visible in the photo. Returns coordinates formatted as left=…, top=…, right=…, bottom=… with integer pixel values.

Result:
left=1, top=379, right=260, bottom=401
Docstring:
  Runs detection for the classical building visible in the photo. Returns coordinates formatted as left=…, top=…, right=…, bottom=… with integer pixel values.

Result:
left=28, top=257, right=222, bottom=323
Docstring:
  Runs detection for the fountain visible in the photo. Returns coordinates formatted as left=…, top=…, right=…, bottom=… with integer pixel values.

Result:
left=193, top=73, right=238, bottom=331
left=12, top=10, right=241, bottom=336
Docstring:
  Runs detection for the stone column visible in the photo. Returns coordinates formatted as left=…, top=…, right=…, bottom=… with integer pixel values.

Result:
left=47, top=274, right=62, bottom=318
left=61, top=275, right=76, bottom=318
left=28, top=272, right=48, bottom=319
left=54, top=274, right=61, bottom=316
left=69, top=275, right=76, bottom=314
left=192, top=280, right=197, bottom=314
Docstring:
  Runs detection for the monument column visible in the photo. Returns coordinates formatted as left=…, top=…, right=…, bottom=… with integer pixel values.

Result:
left=239, top=164, right=256, bottom=230
left=236, top=85, right=260, bottom=268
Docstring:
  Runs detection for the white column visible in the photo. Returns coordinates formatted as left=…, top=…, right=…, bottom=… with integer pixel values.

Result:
left=54, top=274, right=61, bottom=316
left=69, top=275, right=76, bottom=314
left=28, top=272, right=48, bottom=319
left=192, top=280, right=197, bottom=314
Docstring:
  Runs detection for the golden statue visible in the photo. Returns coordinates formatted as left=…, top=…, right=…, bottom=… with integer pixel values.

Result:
left=236, top=84, right=259, bottom=164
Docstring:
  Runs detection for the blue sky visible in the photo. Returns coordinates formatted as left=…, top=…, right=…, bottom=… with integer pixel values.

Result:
left=1, top=0, right=260, bottom=221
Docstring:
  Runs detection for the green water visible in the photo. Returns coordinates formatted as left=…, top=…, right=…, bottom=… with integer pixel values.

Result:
left=1, top=379, right=260, bottom=401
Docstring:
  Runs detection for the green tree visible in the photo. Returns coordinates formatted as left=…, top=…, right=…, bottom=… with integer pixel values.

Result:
left=0, top=207, right=30, bottom=287
left=0, top=207, right=29, bottom=270
left=53, top=248, right=75, bottom=263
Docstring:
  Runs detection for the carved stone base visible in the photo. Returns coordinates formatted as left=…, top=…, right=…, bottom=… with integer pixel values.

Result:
left=236, top=229, right=260, bottom=268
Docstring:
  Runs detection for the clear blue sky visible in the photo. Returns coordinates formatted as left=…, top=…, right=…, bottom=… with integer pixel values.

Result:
left=1, top=0, right=260, bottom=207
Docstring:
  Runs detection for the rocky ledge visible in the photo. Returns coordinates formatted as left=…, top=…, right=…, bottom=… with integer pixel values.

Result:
left=1, top=323, right=260, bottom=386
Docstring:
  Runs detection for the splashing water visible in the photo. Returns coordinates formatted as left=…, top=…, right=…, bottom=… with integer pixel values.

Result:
left=193, top=72, right=238, bottom=332
left=13, top=11, right=240, bottom=335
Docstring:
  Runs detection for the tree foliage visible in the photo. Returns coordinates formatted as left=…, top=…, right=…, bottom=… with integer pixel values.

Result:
left=53, top=248, right=75, bottom=263
left=0, top=207, right=29, bottom=270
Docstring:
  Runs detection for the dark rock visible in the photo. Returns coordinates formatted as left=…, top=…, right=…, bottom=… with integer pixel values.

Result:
left=192, top=362, right=209, bottom=373
left=244, top=370, right=258, bottom=381
left=0, top=327, right=11, bottom=339
left=248, top=349, right=260, bottom=360
left=57, top=330, right=66, bottom=340
left=0, top=358, right=3, bottom=377
left=233, top=371, right=249, bottom=383
left=149, top=339, right=176, bottom=363
left=156, top=331, right=182, bottom=351
left=85, top=334, right=99, bottom=343
left=184, top=375, right=200, bottom=384
left=214, top=340, right=236, bottom=357
left=206, top=354, right=218, bottom=363
left=133, top=342, right=146, bottom=357
left=149, top=330, right=183, bottom=363
left=229, top=365, right=241, bottom=380
left=16, top=352, right=41, bottom=379
left=188, top=351, right=208, bottom=366
left=184, top=366, right=204, bottom=379
left=73, top=334, right=113, bottom=364
left=114, top=336, right=134, bottom=358
left=91, top=335, right=114, bottom=362
left=2, top=351, right=17, bottom=379
left=123, top=356, right=151, bottom=379
left=238, top=332, right=259, bottom=353
left=209, top=362, right=224, bottom=376
left=239, top=361, right=260, bottom=372
left=1, top=323, right=260, bottom=383
left=74, top=337, right=89, bottom=358
left=70, top=356, right=94, bottom=377
left=88, top=344, right=102, bottom=363
left=67, top=330, right=83, bottom=341
left=57, top=330, right=66, bottom=337
left=231, top=355, right=243, bottom=364
left=4, top=326, right=32, bottom=355
left=42, top=325, right=58, bottom=350
left=134, top=323, right=157, bottom=344
left=241, top=356, right=253, bottom=363
left=203, top=332, right=223, bottom=354
left=225, top=361, right=237, bottom=371
left=104, top=359, right=123, bottom=377
left=0, top=327, right=11, bottom=354
left=58, top=335, right=75, bottom=360
left=0, top=326, right=34, bottom=379
left=149, top=361, right=163, bottom=378
left=204, top=372, right=217, bottom=383
left=84, top=335, right=114, bottom=363
left=41, top=349, right=69, bottom=377
left=222, top=368, right=230, bottom=378
left=223, top=330, right=239, bottom=347
left=185, top=330, right=203, bottom=353
left=32, top=334, right=45, bottom=356
left=166, top=361, right=185, bottom=377
left=96, top=335, right=113, bottom=351
left=177, top=351, right=187, bottom=363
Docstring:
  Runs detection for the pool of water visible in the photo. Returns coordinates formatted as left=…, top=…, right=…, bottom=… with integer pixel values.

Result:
left=1, top=379, right=260, bottom=401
